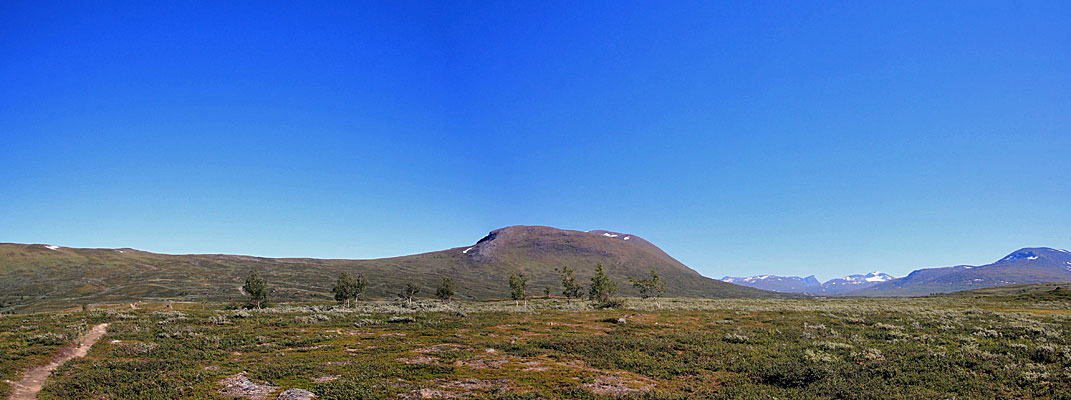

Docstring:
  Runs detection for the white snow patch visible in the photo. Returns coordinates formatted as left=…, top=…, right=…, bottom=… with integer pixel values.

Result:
left=601, top=233, right=619, bottom=238
left=623, top=236, right=630, bottom=240
left=735, top=275, right=778, bottom=283
left=865, top=275, right=889, bottom=282
left=44, top=245, right=59, bottom=250
left=1056, top=249, right=1070, bottom=254
left=462, top=247, right=474, bottom=254
left=1027, top=256, right=1039, bottom=260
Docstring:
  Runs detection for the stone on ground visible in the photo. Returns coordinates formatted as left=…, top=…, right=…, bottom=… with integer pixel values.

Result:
left=219, top=373, right=278, bottom=400
left=277, top=388, right=317, bottom=400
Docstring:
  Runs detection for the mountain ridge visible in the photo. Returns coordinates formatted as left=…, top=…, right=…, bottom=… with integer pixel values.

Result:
left=720, top=247, right=1071, bottom=296
left=845, top=247, right=1071, bottom=296
left=722, top=272, right=894, bottom=293
left=0, top=225, right=783, bottom=312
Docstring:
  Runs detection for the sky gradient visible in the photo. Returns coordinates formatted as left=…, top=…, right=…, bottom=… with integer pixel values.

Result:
left=2, top=1, right=1069, bottom=281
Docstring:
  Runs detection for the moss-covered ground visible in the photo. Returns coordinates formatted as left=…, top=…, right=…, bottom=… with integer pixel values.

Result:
left=2, top=295, right=1069, bottom=399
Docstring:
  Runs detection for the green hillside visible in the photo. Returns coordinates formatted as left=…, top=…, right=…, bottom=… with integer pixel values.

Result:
left=0, top=226, right=781, bottom=312
left=935, top=282, right=1071, bottom=300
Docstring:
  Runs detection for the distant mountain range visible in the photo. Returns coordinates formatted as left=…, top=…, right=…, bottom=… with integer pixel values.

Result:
left=849, top=247, right=1071, bottom=296
left=0, top=225, right=783, bottom=312
left=721, top=272, right=895, bottom=293
left=723, top=247, right=1071, bottom=296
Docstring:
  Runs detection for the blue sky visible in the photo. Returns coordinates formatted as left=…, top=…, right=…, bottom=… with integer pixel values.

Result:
left=2, top=1, right=1069, bottom=281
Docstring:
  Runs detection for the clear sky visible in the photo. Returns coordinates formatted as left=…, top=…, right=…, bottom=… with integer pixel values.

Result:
left=2, top=1, right=1069, bottom=281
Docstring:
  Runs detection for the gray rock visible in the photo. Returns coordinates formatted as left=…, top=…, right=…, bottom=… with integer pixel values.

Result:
left=277, top=388, right=317, bottom=400
left=219, top=373, right=277, bottom=400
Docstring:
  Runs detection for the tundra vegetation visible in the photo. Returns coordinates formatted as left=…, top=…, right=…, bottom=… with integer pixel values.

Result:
left=2, top=288, right=1069, bottom=399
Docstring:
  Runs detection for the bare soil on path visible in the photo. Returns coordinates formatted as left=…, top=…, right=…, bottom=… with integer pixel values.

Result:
left=7, top=323, right=109, bottom=400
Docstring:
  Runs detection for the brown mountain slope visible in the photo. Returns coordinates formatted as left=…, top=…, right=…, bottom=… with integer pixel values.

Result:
left=0, top=226, right=782, bottom=312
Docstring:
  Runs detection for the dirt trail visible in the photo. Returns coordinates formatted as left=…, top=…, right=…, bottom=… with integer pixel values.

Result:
left=7, top=323, right=108, bottom=400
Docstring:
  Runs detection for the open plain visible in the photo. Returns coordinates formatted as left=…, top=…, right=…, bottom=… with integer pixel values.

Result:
left=3, top=292, right=1069, bottom=399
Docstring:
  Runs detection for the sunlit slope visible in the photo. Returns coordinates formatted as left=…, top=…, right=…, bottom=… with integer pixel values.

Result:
left=0, top=226, right=781, bottom=311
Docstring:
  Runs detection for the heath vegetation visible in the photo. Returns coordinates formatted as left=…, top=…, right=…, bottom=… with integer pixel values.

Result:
left=2, top=289, right=1069, bottom=399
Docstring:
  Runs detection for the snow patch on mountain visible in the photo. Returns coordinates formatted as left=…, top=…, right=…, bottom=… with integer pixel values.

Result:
left=1000, top=250, right=1040, bottom=262
left=837, top=272, right=893, bottom=283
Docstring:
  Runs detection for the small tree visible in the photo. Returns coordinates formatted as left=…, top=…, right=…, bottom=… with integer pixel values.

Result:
left=629, top=270, right=666, bottom=308
left=354, top=274, right=368, bottom=303
left=509, top=273, right=528, bottom=306
left=436, top=278, right=456, bottom=302
left=543, top=286, right=551, bottom=298
left=243, top=270, right=270, bottom=309
left=398, top=282, right=420, bottom=305
left=588, top=263, right=617, bottom=303
left=333, top=272, right=358, bottom=306
left=556, top=265, right=584, bottom=301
